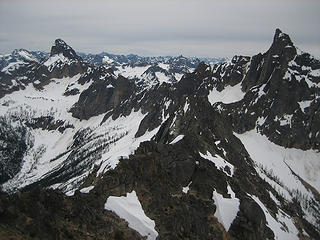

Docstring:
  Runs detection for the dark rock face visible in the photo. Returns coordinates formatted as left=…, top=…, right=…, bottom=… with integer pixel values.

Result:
left=70, top=75, right=136, bottom=120
left=70, top=81, right=115, bottom=120
left=47, top=60, right=87, bottom=80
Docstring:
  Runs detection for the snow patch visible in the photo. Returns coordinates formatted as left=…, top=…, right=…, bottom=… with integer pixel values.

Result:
left=284, top=71, right=291, bottom=81
left=256, top=117, right=266, bottom=126
left=212, top=185, right=240, bottom=231
left=155, top=72, right=170, bottom=84
left=208, top=83, right=245, bottom=105
left=80, top=185, right=94, bottom=194
left=33, top=80, right=41, bottom=84
left=18, top=50, right=37, bottom=62
left=170, top=135, right=184, bottom=144
left=115, top=65, right=150, bottom=79
left=183, top=100, right=189, bottom=113
left=102, top=56, right=114, bottom=64
left=105, top=191, right=158, bottom=240
left=309, top=68, right=320, bottom=77
left=1, top=61, right=25, bottom=74
left=182, top=181, right=192, bottom=194
left=199, top=151, right=234, bottom=177
left=298, top=100, right=313, bottom=113
left=158, top=63, right=169, bottom=71
left=305, top=78, right=320, bottom=88
left=174, top=73, right=183, bottom=81
left=280, top=114, right=293, bottom=127
left=44, top=54, right=67, bottom=67
left=164, top=100, right=171, bottom=110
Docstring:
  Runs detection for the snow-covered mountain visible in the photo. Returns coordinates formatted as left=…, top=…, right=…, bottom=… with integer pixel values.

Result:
left=79, top=52, right=226, bottom=89
left=1, top=47, right=224, bottom=97
left=79, top=51, right=225, bottom=68
left=0, top=29, right=320, bottom=240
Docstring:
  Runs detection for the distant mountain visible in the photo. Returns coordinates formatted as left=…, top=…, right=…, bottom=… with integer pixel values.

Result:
left=0, top=49, right=47, bottom=70
left=78, top=51, right=225, bottom=67
left=78, top=52, right=226, bottom=88
left=0, top=48, right=225, bottom=95
left=0, top=29, right=320, bottom=240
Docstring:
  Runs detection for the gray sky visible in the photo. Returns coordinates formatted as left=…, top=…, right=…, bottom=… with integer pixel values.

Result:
left=0, top=0, right=319, bottom=58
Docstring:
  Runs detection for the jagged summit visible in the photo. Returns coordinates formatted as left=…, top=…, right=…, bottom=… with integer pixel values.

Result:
left=50, top=38, right=81, bottom=60
left=38, top=38, right=87, bottom=79
left=268, top=28, right=296, bottom=60
left=274, top=28, right=292, bottom=42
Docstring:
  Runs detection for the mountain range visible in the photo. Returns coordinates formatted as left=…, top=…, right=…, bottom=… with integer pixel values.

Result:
left=0, top=29, right=319, bottom=240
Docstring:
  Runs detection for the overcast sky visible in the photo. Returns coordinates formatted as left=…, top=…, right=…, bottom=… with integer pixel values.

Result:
left=0, top=0, right=319, bottom=58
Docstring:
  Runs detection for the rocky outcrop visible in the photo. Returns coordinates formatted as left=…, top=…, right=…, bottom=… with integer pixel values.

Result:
left=230, top=197, right=274, bottom=240
left=0, top=188, right=144, bottom=240
left=25, top=116, right=74, bottom=133
left=70, top=75, right=136, bottom=120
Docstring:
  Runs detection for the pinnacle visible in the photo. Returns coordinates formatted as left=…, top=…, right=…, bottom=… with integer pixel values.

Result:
left=50, top=38, right=80, bottom=60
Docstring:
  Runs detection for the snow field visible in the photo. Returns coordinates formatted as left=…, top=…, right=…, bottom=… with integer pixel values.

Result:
left=235, top=130, right=320, bottom=193
left=251, top=195, right=299, bottom=240
left=0, top=75, right=85, bottom=191
left=97, top=109, right=161, bottom=175
left=235, top=130, right=320, bottom=227
left=0, top=74, right=162, bottom=193
left=0, top=70, right=167, bottom=193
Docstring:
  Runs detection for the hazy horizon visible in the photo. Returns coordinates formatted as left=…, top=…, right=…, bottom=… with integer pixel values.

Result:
left=1, top=0, right=319, bottom=58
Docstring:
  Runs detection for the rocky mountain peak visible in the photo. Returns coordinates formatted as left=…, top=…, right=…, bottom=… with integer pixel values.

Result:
left=268, top=28, right=296, bottom=61
left=38, top=38, right=87, bottom=79
left=50, top=38, right=80, bottom=60
left=273, top=28, right=291, bottom=43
